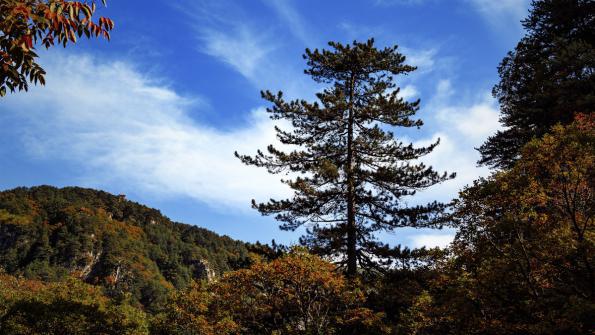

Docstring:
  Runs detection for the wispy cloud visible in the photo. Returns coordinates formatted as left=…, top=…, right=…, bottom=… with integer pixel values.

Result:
left=467, top=0, right=529, bottom=19
left=185, top=0, right=317, bottom=100
left=185, top=0, right=278, bottom=83
left=199, top=26, right=276, bottom=79
left=402, top=47, right=437, bottom=72
left=337, top=21, right=385, bottom=40
left=466, top=0, right=530, bottom=30
left=2, top=53, right=291, bottom=212
left=262, top=0, right=312, bottom=44
left=371, top=0, right=530, bottom=33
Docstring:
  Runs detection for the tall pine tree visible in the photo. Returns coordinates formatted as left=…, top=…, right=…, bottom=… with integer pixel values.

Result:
left=478, top=0, right=595, bottom=169
left=236, top=39, right=454, bottom=276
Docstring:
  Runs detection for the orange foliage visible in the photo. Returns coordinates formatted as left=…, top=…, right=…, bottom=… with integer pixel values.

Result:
left=158, top=250, right=390, bottom=335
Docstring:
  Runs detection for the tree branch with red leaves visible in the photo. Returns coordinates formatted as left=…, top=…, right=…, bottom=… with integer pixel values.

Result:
left=0, top=0, right=114, bottom=97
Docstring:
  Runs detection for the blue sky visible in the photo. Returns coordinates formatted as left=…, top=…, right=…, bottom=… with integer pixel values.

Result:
left=0, top=0, right=530, bottom=247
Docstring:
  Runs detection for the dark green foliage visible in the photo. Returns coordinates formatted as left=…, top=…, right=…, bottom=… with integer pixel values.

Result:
left=363, top=246, right=447, bottom=334
left=0, top=185, right=249, bottom=311
left=236, top=39, right=454, bottom=276
left=478, top=0, right=595, bottom=169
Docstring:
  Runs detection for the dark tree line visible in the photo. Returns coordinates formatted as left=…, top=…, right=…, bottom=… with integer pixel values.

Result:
left=478, top=0, right=594, bottom=169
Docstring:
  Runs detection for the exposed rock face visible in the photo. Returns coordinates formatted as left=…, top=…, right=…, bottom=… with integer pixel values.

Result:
left=194, top=259, right=216, bottom=282
left=79, top=250, right=102, bottom=279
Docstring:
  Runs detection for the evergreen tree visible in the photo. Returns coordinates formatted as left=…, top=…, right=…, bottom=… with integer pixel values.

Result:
left=478, top=0, right=595, bottom=169
left=236, top=39, right=454, bottom=276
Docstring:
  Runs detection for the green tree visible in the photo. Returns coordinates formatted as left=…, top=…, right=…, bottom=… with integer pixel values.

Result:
left=236, top=39, right=454, bottom=276
left=0, top=0, right=114, bottom=97
left=478, top=0, right=595, bottom=169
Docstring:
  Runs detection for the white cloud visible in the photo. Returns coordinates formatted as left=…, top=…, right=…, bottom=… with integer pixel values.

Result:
left=467, top=0, right=528, bottom=17
left=402, top=47, right=437, bottom=72
left=407, top=132, right=483, bottom=205
left=437, top=94, right=500, bottom=142
left=410, top=232, right=455, bottom=248
left=398, top=85, right=419, bottom=100
left=429, top=79, right=501, bottom=146
left=435, top=79, right=454, bottom=98
left=387, top=84, right=418, bottom=100
left=405, top=81, right=501, bottom=205
left=2, top=53, right=291, bottom=212
left=466, top=0, right=530, bottom=29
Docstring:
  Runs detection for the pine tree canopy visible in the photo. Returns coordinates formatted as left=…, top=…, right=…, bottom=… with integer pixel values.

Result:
left=478, top=0, right=595, bottom=169
left=236, top=39, right=455, bottom=276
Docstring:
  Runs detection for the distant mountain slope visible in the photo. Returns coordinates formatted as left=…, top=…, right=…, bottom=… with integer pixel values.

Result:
left=0, top=186, right=249, bottom=311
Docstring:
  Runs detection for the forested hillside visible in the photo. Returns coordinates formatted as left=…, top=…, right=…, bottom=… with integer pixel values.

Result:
left=0, top=186, right=249, bottom=311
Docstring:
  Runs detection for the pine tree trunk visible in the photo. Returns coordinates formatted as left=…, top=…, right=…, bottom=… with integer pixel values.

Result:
left=346, top=73, right=357, bottom=277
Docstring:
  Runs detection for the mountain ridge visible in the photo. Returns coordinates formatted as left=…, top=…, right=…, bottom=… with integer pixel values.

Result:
left=0, top=185, right=250, bottom=311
